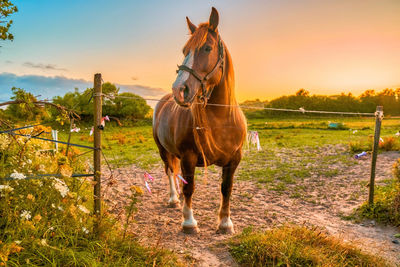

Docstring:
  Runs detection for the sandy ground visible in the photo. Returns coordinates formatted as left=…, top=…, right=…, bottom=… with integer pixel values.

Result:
left=102, top=151, right=400, bottom=266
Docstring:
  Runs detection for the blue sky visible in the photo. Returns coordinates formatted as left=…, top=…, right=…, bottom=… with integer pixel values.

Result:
left=1, top=0, right=399, bottom=102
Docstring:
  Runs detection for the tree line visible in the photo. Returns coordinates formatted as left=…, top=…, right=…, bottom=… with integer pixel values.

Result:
left=243, top=88, right=400, bottom=117
left=0, top=83, right=151, bottom=125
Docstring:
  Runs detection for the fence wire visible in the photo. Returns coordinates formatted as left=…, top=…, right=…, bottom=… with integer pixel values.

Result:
left=105, top=94, right=376, bottom=116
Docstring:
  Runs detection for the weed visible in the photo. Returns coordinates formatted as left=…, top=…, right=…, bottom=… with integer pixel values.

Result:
left=380, top=136, right=400, bottom=151
left=229, top=224, right=389, bottom=266
left=0, top=128, right=181, bottom=266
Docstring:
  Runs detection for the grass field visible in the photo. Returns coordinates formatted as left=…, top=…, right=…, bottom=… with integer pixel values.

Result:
left=55, top=116, right=400, bottom=203
left=58, top=116, right=400, bottom=168
left=5, top=115, right=399, bottom=266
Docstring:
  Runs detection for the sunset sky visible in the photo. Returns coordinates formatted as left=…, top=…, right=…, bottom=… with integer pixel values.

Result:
left=1, top=0, right=400, bottom=102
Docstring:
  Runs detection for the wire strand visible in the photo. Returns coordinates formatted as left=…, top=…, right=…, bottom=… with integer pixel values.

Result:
left=105, top=94, right=376, bottom=116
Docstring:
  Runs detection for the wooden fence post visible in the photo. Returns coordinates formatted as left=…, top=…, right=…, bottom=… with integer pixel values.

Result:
left=368, top=106, right=383, bottom=206
left=93, top=73, right=102, bottom=234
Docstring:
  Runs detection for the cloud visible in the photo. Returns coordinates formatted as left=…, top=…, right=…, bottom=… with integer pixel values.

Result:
left=23, top=62, right=67, bottom=71
left=131, top=76, right=138, bottom=81
left=117, top=84, right=167, bottom=98
left=5, top=60, right=13, bottom=64
left=0, top=73, right=167, bottom=106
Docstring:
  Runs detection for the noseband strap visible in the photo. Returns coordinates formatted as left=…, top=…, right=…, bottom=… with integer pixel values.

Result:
left=176, top=35, right=225, bottom=105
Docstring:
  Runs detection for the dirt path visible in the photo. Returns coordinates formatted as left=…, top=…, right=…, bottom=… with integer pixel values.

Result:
left=102, top=151, right=400, bottom=266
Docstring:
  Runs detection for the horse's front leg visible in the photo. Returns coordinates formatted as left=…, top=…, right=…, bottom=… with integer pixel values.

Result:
left=180, top=152, right=198, bottom=233
left=217, top=151, right=241, bottom=234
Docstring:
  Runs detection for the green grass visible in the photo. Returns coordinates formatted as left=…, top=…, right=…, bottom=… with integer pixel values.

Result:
left=58, top=125, right=159, bottom=169
left=353, top=158, right=400, bottom=226
left=56, top=117, right=400, bottom=197
left=58, top=117, right=400, bottom=166
left=229, top=225, right=390, bottom=267
left=356, top=179, right=400, bottom=226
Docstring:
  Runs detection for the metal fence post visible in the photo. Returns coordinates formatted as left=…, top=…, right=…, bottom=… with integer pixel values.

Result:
left=368, top=106, right=383, bottom=206
left=93, top=73, right=102, bottom=234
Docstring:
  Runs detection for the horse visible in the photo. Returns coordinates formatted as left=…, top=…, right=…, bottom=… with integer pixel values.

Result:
left=152, top=7, right=247, bottom=234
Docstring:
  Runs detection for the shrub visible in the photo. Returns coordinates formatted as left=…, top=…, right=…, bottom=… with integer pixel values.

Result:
left=380, top=136, right=400, bottom=151
left=394, top=158, right=400, bottom=182
left=349, top=136, right=400, bottom=153
left=229, top=225, right=389, bottom=267
left=356, top=159, right=400, bottom=226
left=0, top=127, right=180, bottom=266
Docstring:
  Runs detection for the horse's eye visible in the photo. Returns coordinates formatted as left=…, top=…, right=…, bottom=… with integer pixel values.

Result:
left=204, top=45, right=212, bottom=53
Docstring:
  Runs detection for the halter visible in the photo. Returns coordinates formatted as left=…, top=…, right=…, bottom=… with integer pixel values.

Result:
left=176, top=35, right=225, bottom=105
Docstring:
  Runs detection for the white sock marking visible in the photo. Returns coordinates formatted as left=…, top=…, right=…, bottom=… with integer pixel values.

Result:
left=182, top=202, right=197, bottom=227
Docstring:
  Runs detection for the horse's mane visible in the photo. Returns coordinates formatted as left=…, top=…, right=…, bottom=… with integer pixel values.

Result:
left=183, top=23, right=209, bottom=55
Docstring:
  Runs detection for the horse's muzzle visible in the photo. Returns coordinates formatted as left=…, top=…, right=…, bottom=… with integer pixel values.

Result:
left=172, top=84, right=193, bottom=107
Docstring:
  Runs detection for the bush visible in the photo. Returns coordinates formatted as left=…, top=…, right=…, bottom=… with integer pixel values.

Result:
left=356, top=159, right=400, bottom=226
left=229, top=225, right=388, bottom=267
left=0, top=126, right=180, bottom=266
left=349, top=136, right=400, bottom=153
left=380, top=136, right=399, bottom=151
left=52, top=84, right=151, bottom=123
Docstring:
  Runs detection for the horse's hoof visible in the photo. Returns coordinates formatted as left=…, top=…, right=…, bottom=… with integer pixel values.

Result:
left=168, top=197, right=180, bottom=208
left=182, top=225, right=199, bottom=234
left=217, top=217, right=235, bottom=234
left=181, top=219, right=198, bottom=234
left=217, top=225, right=235, bottom=234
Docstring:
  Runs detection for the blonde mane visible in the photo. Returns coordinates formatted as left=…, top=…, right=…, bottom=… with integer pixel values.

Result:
left=183, top=23, right=210, bottom=55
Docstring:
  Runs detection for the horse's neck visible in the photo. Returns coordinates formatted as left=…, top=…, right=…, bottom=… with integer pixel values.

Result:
left=206, top=48, right=235, bottom=116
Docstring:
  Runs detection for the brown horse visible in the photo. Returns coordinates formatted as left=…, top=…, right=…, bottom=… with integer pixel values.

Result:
left=152, top=7, right=247, bottom=234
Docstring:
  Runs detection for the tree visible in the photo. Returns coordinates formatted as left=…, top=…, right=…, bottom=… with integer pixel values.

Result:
left=0, top=0, right=18, bottom=41
left=295, top=89, right=309, bottom=97
left=52, top=83, right=151, bottom=122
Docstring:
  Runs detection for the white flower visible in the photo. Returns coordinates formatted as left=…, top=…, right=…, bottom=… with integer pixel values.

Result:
left=0, top=135, right=10, bottom=150
left=78, top=205, right=90, bottom=214
left=48, top=227, right=54, bottom=231
left=15, top=240, right=22, bottom=244
left=53, top=178, right=69, bottom=198
left=38, top=165, right=45, bottom=173
left=51, top=203, right=56, bottom=208
left=0, top=185, right=13, bottom=192
left=82, top=227, right=89, bottom=234
left=20, top=210, right=31, bottom=220
left=40, top=239, right=48, bottom=246
left=58, top=206, right=64, bottom=211
left=27, top=159, right=32, bottom=164
left=10, top=171, right=26, bottom=180
left=0, top=185, right=13, bottom=197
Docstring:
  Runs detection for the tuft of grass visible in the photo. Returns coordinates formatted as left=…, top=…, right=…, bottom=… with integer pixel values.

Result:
left=380, top=136, right=400, bottom=151
left=349, top=136, right=400, bottom=153
left=355, top=158, right=400, bottom=226
left=229, top=225, right=389, bottom=267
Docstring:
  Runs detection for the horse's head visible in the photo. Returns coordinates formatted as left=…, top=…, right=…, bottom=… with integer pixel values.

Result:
left=172, top=7, right=225, bottom=107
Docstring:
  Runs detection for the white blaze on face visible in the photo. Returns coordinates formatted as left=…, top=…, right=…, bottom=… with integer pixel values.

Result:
left=173, top=51, right=194, bottom=89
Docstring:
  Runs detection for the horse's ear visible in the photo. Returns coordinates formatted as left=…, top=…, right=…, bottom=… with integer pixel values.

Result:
left=186, top=16, right=197, bottom=34
left=209, top=7, right=219, bottom=31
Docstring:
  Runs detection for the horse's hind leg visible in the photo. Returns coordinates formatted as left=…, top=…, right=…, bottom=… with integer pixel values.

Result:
left=166, top=156, right=180, bottom=207
left=217, top=151, right=241, bottom=234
